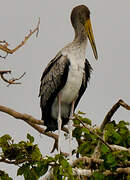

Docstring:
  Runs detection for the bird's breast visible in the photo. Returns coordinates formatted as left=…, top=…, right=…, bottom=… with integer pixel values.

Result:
left=51, top=60, right=85, bottom=120
left=60, top=62, right=84, bottom=104
left=60, top=48, right=86, bottom=104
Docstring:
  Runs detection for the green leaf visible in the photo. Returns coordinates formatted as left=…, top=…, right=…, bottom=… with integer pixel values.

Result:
left=17, top=163, right=30, bottom=176
left=77, top=111, right=86, bottom=115
left=73, top=127, right=82, bottom=139
left=31, top=145, right=41, bottom=161
left=104, top=153, right=117, bottom=170
left=27, top=133, right=34, bottom=143
left=101, top=144, right=110, bottom=155
left=92, top=172, right=105, bottom=180
left=127, top=175, right=130, bottom=180
left=34, top=160, right=49, bottom=176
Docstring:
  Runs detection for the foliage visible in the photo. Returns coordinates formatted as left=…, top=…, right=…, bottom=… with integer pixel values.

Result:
left=0, top=134, right=73, bottom=180
left=0, top=113, right=130, bottom=180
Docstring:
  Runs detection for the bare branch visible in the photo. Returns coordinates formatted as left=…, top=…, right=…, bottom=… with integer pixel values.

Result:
left=12, top=18, right=40, bottom=53
left=0, top=18, right=40, bottom=58
left=0, top=70, right=26, bottom=86
left=100, top=99, right=130, bottom=131
left=6, top=72, right=26, bottom=87
left=0, top=105, right=60, bottom=143
left=0, top=105, right=43, bottom=125
left=93, top=99, right=130, bottom=159
left=0, top=52, right=8, bottom=59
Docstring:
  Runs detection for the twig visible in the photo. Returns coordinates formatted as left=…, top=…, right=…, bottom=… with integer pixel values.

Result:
left=0, top=157, right=28, bottom=165
left=12, top=18, right=40, bottom=53
left=0, top=70, right=26, bottom=86
left=6, top=72, right=26, bottom=87
left=0, top=18, right=40, bottom=58
left=77, top=118, right=113, bottom=151
left=51, top=139, right=58, bottom=153
left=0, top=53, right=8, bottom=59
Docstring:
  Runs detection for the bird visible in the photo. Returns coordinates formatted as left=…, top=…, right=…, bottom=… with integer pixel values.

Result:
left=39, top=5, right=98, bottom=158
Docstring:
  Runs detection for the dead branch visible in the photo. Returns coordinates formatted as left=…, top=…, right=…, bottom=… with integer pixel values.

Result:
left=100, top=99, right=130, bottom=131
left=0, top=18, right=40, bottom=58
left=93, top=99, right=130, bottom=159
left=0, top=70, right=26, bottom=86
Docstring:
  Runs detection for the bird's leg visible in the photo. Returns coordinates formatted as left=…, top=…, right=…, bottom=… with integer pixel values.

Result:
left=58, top=93, right=62, bottom=154
left=68, top=100, right=75, bottom=163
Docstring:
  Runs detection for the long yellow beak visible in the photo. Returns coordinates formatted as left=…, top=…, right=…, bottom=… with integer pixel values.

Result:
left=85, top=18, right=98, bottom=60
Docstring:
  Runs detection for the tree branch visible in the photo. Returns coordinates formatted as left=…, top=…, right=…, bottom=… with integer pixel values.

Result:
left=93, top=99, right=130, bottom=158
left=0, top=104, right=59, bottom=144
left=0, top=70, right=26, bottom=86
left=0, top=104, right=68, bottom=154
left=0, top=105, right=43, bottom=125
left=0, top=157, right=28, bottom=165
left=77, top=118, right=113, bottom=151
left=72, top=156, right=103, bottom=167
left=42, top=167, right=130, bottom=180
left=109, top=144, right=130, bottom=152
left=0, top=18, right=40, bottom=58
left=72, top=167, right=130, bottom=177
left=100, top=99, right=130, bottom=131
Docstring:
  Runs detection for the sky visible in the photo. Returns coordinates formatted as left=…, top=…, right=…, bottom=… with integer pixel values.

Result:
left=0, top=0, right=130, bottom=179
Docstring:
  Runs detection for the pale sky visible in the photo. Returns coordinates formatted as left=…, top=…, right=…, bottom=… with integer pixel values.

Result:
left=0, top=0, right=130, bottom=179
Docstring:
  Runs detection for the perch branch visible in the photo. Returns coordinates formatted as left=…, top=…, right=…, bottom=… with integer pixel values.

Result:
left=26, top=121, right=58, bottom=141
left=0, top=18, right=40, bottom=58
left=0, top=104, right=68, bottom=154
left=0, top=105, right=43, bottom=125
left=0, top=70, right=26, bottom=86
left=0, top=105, right=59, bottom=142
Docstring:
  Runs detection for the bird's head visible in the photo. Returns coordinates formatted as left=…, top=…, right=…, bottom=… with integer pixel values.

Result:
left=71, top=5, right=98, bottom=60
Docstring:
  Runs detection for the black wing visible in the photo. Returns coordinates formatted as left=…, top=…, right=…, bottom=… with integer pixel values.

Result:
left=39, top=52, right=70, bottom=106
left=39, top=52, right=70, bottom=130
left=74, top=58, right=92, bottom=110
